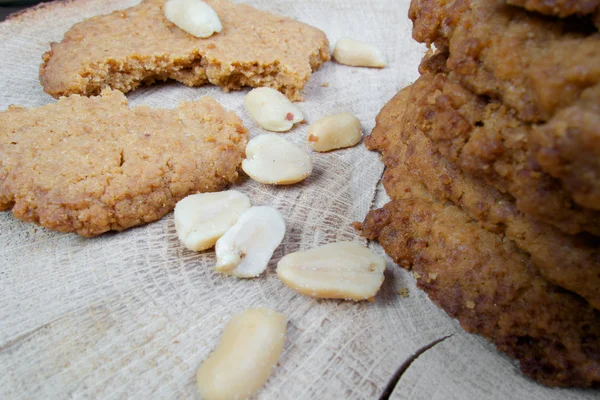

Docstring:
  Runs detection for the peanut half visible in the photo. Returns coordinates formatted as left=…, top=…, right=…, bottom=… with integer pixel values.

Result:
left=308, top=112, right=363, bottom=152
left=174, top=191, right=251, bottom=251
left=242, top=134, right=313, bottom=185
left=197, top=308, right=287, bottom=400
left=333, top=37, right=387, bottom=68
left=215, top=206, right=286, bottom=278
left=244, top=87, right=304, bottom=132
left=164, top=0, right=223, bottom=38
left=277, top=241, right=386, bottom=301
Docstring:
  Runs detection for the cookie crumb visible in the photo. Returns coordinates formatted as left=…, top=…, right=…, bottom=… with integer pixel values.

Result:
left=351, top=221, right=363, bottom=231
left=427, top=272, right=438, bottom=282
left=398, top=288, right=409, bottom=298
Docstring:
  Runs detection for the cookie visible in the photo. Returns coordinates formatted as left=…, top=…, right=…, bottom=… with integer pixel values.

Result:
left=532, top=84, right=600, bottom=210
left=507, top=0, right=600, bottom=18
left=363, top=90, right=600, bottom=388
left=409, top=0, right=600, bottom=122
left=40, top=0, right=330, bottom=101
left=0, top=89, right=247, bottom=236
left=362, top=194, right=600, bottom=388
left=365, top=85, right=600, bottom=311
left=411, top=60, right=600, bottom=233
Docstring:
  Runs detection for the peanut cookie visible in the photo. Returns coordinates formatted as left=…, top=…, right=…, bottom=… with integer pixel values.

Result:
left=411, top=60, right=600, bottom=232
left=40, top=0, right=330, bottom=101
left=363, top=93, right=600, bottom=388
left=409, top=0, right=600, bottom=122
left=365, top=85, right=600, bottom=311
left=362, top=195, right=600, bottom=388
left=507, top=0, right=600, bottom=19
left=0, top=89, right=247, bottom=236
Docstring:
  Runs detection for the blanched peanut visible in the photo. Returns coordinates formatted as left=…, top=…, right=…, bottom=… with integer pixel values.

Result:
left=174, top=191, right=251, bottom=251
left=244, top=87, right=304, bottom=132
left=164, top=0, right=223, bottom=38
left=196, top=308, right=287, bottom=400
left=277, top=241, right=386, bottom=301
left=215, top=206, right=286, bottom=278
left=242, top=134, right=313, bottom=185
left=308, top=112, right=362, bottom=152
left=333, top=37, right=387, bottom=68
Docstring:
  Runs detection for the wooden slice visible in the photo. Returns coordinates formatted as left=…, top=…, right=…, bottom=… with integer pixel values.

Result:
left=0, top=0, right=595, bottom=398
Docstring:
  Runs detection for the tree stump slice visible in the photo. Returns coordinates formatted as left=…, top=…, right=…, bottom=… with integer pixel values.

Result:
left=0, top=0, right=596, bottom=398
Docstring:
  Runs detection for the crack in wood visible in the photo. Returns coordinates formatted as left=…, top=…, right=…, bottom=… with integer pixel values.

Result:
left=378, top=334, right=453, bottom=400
left=0, top=321, right=54, bottom=352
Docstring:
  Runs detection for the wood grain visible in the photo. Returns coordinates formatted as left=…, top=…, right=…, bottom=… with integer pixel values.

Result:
left=0, top=0, right=596, bottom=398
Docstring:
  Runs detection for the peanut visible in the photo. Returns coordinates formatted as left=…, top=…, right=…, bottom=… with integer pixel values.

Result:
left=242, top=134, right=313, bottom=185
left=307, top=112, right=362, bottom=152
left=244, top=87, right=304, bottom=132
left=277, top=241, right=386, bottom=301
left=174, top=191, right=251, bottom=251
left=196, top=308, right=287, bottom=400
left=333, top=37, right=386, bottom=68
left=164, top=0, right=222, bottom=38
left=215, top=206, right=286, bottom=278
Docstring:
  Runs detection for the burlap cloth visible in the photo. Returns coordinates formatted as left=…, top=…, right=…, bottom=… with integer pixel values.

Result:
left=0, top=1, right=595, bottom=398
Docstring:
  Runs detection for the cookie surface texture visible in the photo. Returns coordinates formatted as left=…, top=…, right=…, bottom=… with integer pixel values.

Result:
left=0, top=89, right=247, bottom=236
left=40, top=0, right=330, bottom=101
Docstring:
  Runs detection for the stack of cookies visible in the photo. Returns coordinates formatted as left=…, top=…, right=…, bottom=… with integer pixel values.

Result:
left=362, top=0, right=600, bottom=387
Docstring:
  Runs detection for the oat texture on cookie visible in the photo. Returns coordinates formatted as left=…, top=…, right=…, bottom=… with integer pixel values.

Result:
left=0, top=89, right=247, bottom=237
left=40, top=0, right=330, bottom=101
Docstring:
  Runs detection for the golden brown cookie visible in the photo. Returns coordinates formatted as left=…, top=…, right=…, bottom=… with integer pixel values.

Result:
left=40, top=0, right=330, bottom=101
left=532, top=85, right=600, bottom=210
left=410, top=60, right=600, bottom=232
left=410, top=0, right=600, bottom=211
left=0, top=89, right=247, bottom=236
left=409, top=0, right=600, bottom=122
left=362, top=195, right=600, bottom=388
left=365, top=85, right=600, bottom=311
left=506, top=0, right=600, bottom=18
left=363, top=90, right=600, bottom=387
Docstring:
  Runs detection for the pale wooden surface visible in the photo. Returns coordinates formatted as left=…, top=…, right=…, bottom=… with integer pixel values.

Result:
left=0, top=0, right=596, bottom=399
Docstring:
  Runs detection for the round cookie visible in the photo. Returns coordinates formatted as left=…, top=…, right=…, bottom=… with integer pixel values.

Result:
left=0, top=89, right=247, bottom=236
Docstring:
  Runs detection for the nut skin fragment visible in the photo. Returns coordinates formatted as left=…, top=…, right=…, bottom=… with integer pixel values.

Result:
left=276, top=241, right=386, bottom=301
left=244, top=87, right=304, bottom=132
left=215, top=206, right=286, bottom=278
left=196, top=307, right=287, bottom=400
left=164, top=0, right=223, bottom=38
left=242, top=134, right=313, bottom=185
left=307, top=112, right=363, bottom=152
left=333, top=37, right=387, bottom=68
left=174, top=190, right=251, bottom=251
